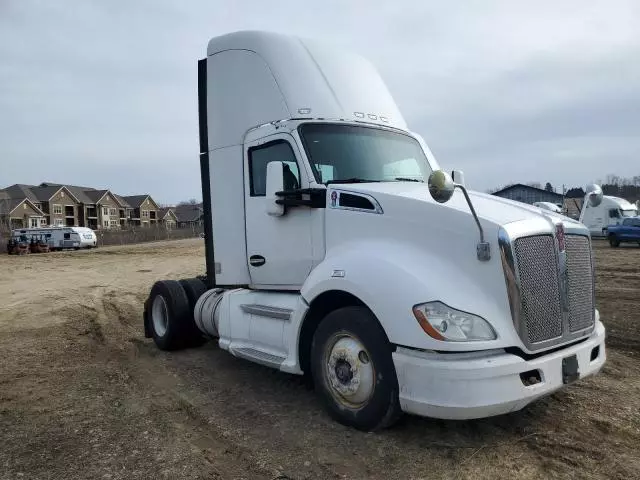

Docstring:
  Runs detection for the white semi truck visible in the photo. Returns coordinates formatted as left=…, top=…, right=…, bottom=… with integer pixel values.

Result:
left=143, top=30, right=607, bottom=431
left=578, top=193, right=638, bottom=237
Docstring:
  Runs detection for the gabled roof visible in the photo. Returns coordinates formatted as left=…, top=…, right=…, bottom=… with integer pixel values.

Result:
left=492, top=183, right=564, bottom=200
left=40, top=182, right=97, bottom=205
left=84, top=189, right=110, bottom=203
left=0, top=197, right=45, bottom=216
left=122, top=195, right=150, bottom=208
left=3, top=184, right=39, bottom=202
left=158, top=207, right=178, bottom=221
left=112, top=194, right=131, bottom=208
left=29, top=185, right=81, bottom=203
left=173, top=203, right=203, bottom=222
left=80, top=189, right=128, bottom=207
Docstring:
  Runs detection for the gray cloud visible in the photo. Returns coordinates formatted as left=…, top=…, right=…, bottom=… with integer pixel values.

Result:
left=1, top=0, right=638, bottom=203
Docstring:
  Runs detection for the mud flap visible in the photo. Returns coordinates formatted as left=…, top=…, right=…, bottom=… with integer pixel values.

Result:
left=143, top=297, right=151, bottom=338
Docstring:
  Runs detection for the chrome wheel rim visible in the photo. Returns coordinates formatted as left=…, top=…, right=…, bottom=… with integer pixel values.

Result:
left=323, top=333, right=375, bottom=409
left=151, top=295, right=169, bottom=337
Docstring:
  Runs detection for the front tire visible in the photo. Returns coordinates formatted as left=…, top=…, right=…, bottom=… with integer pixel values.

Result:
left=609, top=234, right=620, bottom=247
left=310, top=306, right=402, bottom=431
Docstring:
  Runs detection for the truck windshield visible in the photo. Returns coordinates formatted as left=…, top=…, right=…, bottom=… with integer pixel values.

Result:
left=298, top=123, right=432, bottom=184
left=621, top=209, right=637, bottom=217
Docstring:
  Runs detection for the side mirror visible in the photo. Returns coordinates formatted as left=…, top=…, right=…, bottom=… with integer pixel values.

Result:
left=585, top=184, right=603, bottom=207
left=265, top=161, right=285, bottom=216
left=451, top=170, right=465, bottom=187
left=428, top=170, right=455, bottom=204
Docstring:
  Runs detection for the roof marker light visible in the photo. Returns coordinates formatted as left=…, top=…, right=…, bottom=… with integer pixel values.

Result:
left=354, top=112, right=365, bottom=118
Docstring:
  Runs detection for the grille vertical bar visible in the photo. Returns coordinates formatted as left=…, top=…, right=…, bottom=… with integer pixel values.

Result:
left=513, top=235, right=563, bottom=344
left=565, top=234, right=595, bottom=332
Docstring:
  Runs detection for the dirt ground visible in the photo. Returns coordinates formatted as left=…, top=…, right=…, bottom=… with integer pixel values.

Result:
left=1, top=238, right=639, bottom=480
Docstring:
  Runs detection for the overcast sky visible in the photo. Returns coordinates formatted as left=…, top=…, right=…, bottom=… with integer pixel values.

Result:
left=1, top=0, right=639, bottom=204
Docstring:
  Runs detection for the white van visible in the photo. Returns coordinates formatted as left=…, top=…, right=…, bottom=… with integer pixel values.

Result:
left=579, top=195, right=638, bottom=236
left=12, top=226, right=97, bottom=250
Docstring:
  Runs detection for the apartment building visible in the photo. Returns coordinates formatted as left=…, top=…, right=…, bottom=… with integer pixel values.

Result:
left=1, top=182, right=160, bottom=230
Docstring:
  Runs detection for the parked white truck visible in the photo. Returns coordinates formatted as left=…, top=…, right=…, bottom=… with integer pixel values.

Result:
left=143, top=30, right=607, bottom=431
left=579, top=193, right=638, bottom=237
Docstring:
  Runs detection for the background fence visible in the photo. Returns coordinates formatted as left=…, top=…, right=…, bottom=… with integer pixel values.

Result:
left=0, top=225, right=204, bottom=253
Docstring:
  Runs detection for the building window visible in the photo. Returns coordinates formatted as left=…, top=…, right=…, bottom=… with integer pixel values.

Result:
left=109, top=208, right=117, bottom=216
left=103, top=207, right=109, bottom=216
left=53, top=204, right=62, bottom=214
left=40, top=219, right=47, bottom=226
left=103, top=220, right=109, bottom=227
left=142, top=210, right=149, bottom=218
left=55, top=219, right=64, bottom=226
left=110, top=220, right=118, bottom=227
left=30, top=218, right=39, bottom=227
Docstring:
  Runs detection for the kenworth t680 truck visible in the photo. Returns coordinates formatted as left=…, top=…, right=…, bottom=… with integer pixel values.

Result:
left=143, top=30, right=606, bottom=431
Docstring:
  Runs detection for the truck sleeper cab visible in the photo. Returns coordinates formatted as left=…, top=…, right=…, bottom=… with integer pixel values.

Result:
left=142, top=30, right=606, bottom=431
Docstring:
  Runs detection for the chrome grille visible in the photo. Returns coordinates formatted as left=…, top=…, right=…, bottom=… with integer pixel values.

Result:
left=513, top=235, right=563, bottom=344
left=565, top=235, right=595, bottom=332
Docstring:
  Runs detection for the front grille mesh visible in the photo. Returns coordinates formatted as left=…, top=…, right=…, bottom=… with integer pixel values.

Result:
left=511, top=232, right=595, bottom=347
left=565, top=235, right=595, bottom=332
left=513, top=235, right=563, bottom=344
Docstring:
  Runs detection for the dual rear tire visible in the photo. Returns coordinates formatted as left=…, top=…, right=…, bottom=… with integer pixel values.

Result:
left=145, top=278, right=207, bottom=350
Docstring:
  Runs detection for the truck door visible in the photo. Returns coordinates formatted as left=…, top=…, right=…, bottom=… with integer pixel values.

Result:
left=244, top=133, right=314, bottom=288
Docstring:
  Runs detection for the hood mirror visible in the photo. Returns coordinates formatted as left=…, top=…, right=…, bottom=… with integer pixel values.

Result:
left=428, top=170, right=455, bottom=204
left=585, top=184, right=603, bottom=207
left=428, top=169, right=490, bottom=262
left=451, top=170, right=465, bottom=187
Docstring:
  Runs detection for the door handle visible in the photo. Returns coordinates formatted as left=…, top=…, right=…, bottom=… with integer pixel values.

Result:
left=249, top=255, right=266, bottom=267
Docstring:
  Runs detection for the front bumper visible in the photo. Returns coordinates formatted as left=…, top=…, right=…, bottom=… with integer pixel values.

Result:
left=393, top=319, right=606, bottom=420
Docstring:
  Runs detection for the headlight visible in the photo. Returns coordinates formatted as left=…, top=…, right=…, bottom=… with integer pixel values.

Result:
left=412, top=301, right=497, bottom=342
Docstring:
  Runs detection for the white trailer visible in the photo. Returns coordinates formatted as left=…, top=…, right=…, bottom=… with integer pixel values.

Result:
left=12, top=226, right=97, bottom=250
left=578, top=194, right=638, bottom=237
left=143, top=30, right=606, bottom=431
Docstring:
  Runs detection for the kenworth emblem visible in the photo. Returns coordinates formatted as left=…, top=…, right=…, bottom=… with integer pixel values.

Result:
left=556, top=223, right=570, bottom=313
left=556, top=223, right=566, bottom=252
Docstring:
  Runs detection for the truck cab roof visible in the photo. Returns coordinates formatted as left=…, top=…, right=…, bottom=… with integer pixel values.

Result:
left=204, top=30, right=407, bottom=150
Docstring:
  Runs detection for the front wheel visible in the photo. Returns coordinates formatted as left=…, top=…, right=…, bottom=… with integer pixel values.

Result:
left=609, top=235, right=620, bottom=247
left=310, top=306, right=402, bottom=431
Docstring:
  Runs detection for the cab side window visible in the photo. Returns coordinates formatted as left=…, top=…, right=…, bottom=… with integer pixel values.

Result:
left=64, top=233, right=71, bottom=239
left=249, top=141, right=301, bottom=196
left=609, top=209, right=620, bottom=218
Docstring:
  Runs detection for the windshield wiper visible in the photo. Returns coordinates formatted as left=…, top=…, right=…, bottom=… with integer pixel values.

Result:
left=394, top=177, right=423, bottom=182
left=325, top=178, right=381, bottom=185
